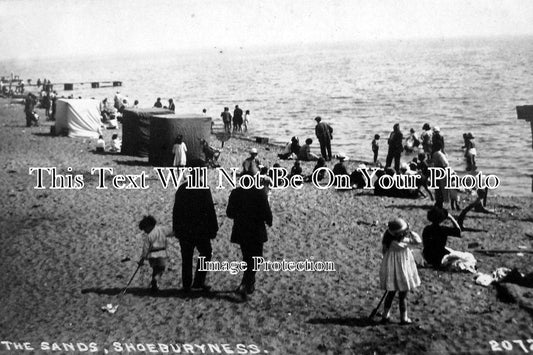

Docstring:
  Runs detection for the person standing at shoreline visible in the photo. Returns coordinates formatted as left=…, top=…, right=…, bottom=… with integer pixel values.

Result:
left=227, top=176, right=273, bottom=300
left=233, top=105, right=243, bottom=132
left=243, top=110, right=250, bottom=132
left=153, top=98, right=162, bottom=108
left=314, top=116, right=333, bottom=161
left=431, top=126, right=445, bottom=155
left=420, top=123, right=433, bottom=157
left=385, top=123, right=404, bottom=172
left=221, top=107, right=232, bottom=133
left=372, top=134, right=380, bottom=165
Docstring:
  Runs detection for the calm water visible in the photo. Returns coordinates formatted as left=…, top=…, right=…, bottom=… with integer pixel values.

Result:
left=2, top=37, right=533, bottom=195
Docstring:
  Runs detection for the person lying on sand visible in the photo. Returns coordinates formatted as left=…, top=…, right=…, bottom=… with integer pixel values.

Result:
left=138, top=215, right=174, bottom=293
left=422, top=207, right=462, bottom=269
left=456, top=188, right=495, bottom=230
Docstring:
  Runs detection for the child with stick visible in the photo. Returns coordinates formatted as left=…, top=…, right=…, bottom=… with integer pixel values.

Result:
left=138, top=216, right=174, bottom=293
left=379, top=218, right=421, bottom=324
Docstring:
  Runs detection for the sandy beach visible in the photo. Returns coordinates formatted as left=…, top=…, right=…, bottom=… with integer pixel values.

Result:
left=1, top=98, right=533, bottom=354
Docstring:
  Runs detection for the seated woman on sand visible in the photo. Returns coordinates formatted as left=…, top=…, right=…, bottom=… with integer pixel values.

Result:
left=298, top=138, right=320, bottom=161
left=278, top=136, right=301, bottom=160
left=422, top=207, right=462, bottom=268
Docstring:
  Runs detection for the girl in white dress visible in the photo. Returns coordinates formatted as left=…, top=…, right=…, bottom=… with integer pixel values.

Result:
left=379, top=218, right=421, bottom=324
left=172, top=135, right=187, bottom=167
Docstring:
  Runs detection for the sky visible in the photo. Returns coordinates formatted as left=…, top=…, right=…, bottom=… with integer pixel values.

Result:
left=1, top=0, right=532, bottom=60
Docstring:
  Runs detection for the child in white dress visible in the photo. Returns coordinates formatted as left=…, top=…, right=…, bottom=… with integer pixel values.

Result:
left=379, top=218, right=421, bottom=324
left=172, top=135, right=187, bottom=167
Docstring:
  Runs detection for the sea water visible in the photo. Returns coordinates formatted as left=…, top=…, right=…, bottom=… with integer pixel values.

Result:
left=2, top=36, right=532, bottom=195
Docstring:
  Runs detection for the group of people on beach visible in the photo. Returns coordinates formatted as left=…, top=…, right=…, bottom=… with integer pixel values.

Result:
left=221, top=105, right=250, bottom=133
left=138, top=160, right=272, bottom=300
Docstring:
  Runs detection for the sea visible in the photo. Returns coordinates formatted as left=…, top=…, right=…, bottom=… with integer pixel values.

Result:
left=2, top=36, right=533, bottom=196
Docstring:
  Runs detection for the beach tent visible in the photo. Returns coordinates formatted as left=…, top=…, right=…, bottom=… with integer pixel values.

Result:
left=54, top=99, right=102, bottom=138
left=148, top=114, right=212, bottom=166
left=121, top=107, right=172, bottom=157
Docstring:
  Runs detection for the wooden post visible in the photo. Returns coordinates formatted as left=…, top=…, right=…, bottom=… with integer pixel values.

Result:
left=516, top=105, right=533, bottom=192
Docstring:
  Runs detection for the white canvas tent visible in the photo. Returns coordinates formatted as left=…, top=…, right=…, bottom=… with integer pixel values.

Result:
left=54, top=99, right=102, bottom=138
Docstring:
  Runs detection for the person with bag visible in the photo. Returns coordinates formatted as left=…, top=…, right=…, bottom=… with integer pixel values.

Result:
left=173, top=161, right=219, bottom=292
left=314, top=116, right=333, bottom=161
left=379, top=218, right=421, bottom=324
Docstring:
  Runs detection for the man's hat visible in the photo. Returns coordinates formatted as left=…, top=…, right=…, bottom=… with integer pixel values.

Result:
left=433, top=126, right=441, bottom=132
left=315, top=116, right=322, bottom=122
left=249, top=148, right=258, bottom=154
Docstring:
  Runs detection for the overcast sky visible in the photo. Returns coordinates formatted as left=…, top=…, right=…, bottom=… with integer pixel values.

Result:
left=1, top=0, right=532, bottom=60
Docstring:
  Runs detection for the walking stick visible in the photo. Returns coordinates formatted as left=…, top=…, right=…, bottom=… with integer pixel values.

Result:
left=122, top=261, right=143, bottom=295
left=369, top=291, right=388, bottom=319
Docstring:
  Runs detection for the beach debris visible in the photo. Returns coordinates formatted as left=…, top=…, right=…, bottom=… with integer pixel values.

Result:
left=121, top=257, right=131, bottom=263
left=467, top=242, right=480, bottom=249
left=101, top=303, right=118, bottom=314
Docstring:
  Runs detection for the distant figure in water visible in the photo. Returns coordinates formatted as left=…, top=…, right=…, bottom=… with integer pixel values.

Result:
left=385, top=123, right=404, bottom=173
left=431, top=126, right=445, bottom=155
left=404, top=128, right=419, bottom=153
left=372, top=134, right=380, bottom=165
left=420, top=123, right=432, bottom=158
left=133, top=100, right=139, bottom=108
left=244, top=110, right=250, bottom=132
left=463, top=132, right=477, bottom=171
left=153, top=97, right=162, bottom=108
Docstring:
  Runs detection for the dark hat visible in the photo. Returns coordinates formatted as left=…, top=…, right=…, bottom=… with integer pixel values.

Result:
left=314, top=116, right=322, bottom=122
left=387, top=218, right=409, bottom=236
left=427, top=207, right=448, bottom=224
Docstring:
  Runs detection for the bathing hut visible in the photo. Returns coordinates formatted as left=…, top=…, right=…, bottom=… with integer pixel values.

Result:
left=148, top=114, right=212, bottom=167
left=121, top=107, right=172, bottom=157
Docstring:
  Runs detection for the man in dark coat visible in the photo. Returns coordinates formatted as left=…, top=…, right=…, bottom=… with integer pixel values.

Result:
left=226, top=181, right=272, bottom=300
left=314, top=116, right=333, bottom=161
left=173, top=163, right=218, bottom=292
left=221, top=107, right=232, bottom=133
left=233, top=105, right=243, bottom=132
left=385, top=123, right=404, bottom=172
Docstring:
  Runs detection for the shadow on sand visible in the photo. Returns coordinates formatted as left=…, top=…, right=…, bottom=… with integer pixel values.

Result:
left=307, top=316, right=378, bottom=327
left=81, top=287, right=244, bottom=303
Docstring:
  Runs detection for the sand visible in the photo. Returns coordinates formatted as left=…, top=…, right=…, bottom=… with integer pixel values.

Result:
left=1, top=98, right=532, bottom=355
